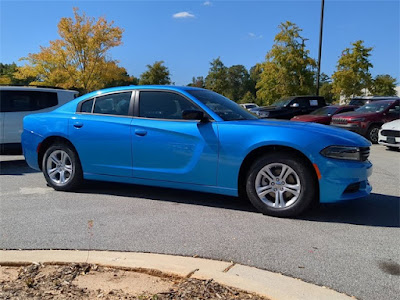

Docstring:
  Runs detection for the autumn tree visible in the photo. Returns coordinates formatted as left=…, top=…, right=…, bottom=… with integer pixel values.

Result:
left=332, top=40, right=373, bottom=100
left=205, top=57, right=229, bottom=95
left=0, top=63, right=34, bottom=85
left=370, top=74, right=397, bottom=96
left=14, top=8, right=129, bottom=93
left=256, top=21, right=316, bottom=105
left=139, top=61, right=171, bottom=85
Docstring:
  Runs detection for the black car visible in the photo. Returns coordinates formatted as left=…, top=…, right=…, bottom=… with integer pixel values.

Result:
left=251, top=96, right=326, bottom=119
left=349, top=96, right=399, bottom=107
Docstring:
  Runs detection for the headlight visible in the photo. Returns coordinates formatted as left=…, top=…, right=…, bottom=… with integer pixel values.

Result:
left=320, top=146, right=365, bottom=161
left=349, top=118, right=365, bottom=122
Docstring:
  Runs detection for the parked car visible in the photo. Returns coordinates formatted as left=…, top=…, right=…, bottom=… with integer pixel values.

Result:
left=22, top=86, right=372, bottom=217
left=331, top=99, right=400, bottom=143
left=253, top=96, right=326, bottom=119
left=378, top=119, right=400, bottom=150
left=349, top=96, right=399, bottom=107
left=240, top=103, right=259, bottom=110
left=291, top=105, right=357, bottom=125
left=0, top=86, right=78, bottom=154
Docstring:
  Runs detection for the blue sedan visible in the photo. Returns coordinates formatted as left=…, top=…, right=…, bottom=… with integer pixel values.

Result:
left=22, top=86, right=372, bottom=217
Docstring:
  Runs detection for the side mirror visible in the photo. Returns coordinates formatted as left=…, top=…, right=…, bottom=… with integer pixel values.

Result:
left=182, top=110, right=208, bottom=122
left=290, top=103, right=300, bottom=108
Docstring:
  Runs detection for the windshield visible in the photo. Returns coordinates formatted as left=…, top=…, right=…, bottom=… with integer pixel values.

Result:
left=355, top=101, right=393, bottom=113
left=273, top=98, right=293, bottom=107
left=311, top=106, right=338, bottom=116
left=187, top=90, right=258, bottom=121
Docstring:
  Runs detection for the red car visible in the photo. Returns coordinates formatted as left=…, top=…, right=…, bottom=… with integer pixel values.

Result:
left=331, top=99, right=400, bottom=143
left=290, top=105, right=357, bottom=125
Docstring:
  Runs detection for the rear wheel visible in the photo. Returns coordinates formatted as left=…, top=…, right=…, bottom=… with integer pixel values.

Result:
left=367, top=125, right=380, bottom=144
left=245, top=153, right=317, bottom=217
left=42, top=143, right=83, bottom=191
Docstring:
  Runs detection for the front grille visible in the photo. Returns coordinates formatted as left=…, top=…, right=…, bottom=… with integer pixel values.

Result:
left=380, top=130, right=400, bottom=137
left=360, top=147, right=370, bottom=161
left=332, top=118, right=348, bottom=125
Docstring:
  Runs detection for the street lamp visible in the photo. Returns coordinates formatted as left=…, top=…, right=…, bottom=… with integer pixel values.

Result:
left=316, top=0, right=325, bottom=96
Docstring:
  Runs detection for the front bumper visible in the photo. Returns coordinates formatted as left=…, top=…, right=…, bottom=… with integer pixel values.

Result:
left=318, top=157, right=373, bottom=203
left=378, top=131, right=400, bottom=148
left=331, top=123, right=366, bottom=136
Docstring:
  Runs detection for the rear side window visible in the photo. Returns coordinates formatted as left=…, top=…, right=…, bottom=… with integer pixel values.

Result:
left=80, top=99, right=94, bottom=113
left=92, top=92, right=131, bottom=116
left=0, top=90, right=58, bottom=112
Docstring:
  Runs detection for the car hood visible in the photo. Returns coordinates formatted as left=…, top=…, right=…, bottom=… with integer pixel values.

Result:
left=381, top=119, right=400, bottom=130
left=291, top=115, right=327, bottom=121
left=332, top=111, right=378, bottom=119
left=223, top=119, right=371, bottom=147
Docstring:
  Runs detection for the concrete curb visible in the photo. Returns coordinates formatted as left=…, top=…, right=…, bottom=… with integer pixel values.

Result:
left=0, top=250, right=352, bottom=300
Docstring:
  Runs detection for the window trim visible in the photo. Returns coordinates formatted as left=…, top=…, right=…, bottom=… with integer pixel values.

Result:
left=76, top=90, right=135, bottom=117
left=134, top=89, right=214, bottom=122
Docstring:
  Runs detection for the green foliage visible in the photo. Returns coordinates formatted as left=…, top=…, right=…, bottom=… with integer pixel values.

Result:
left=205, top=57, right=229, bottom=95
left=226, top=64, right=251, bottom=102
left=318, top=73, right=335, bottom=103
left=0, top=62, right=35, bottom=85
left=139, top=61, right=171, bottom=85
left=332, top=40, right=373, bottom=99
left=239, top=91, right=257, bottom=104
left=370, top=74, right=397, bottom=96
left=188, top=76, right=205, bottom=88
left=14, top=8, right=126, bottom=93
left=256, top=21, right=316, bottom=105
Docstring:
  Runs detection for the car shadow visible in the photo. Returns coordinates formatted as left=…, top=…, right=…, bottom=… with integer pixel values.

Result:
left=0, top=158, right=39, bottom=175
left=300, top=193, right=399, bottom=227
left=77, top=181, right=399, bottom=227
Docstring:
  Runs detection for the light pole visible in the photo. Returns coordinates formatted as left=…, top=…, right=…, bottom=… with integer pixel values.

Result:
left=316, top=0, right=325, bottom=96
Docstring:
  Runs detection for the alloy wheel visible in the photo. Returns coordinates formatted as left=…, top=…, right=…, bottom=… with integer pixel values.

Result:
left=46, top=150, right=74, bottom=185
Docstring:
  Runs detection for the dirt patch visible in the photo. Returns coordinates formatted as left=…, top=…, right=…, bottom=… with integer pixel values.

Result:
left=0, top=263, right=270, bottom=299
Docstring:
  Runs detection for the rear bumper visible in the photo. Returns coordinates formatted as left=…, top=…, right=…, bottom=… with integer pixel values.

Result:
left=318, top=158, right=373, bottom=203
left=21, top=130, right=43, bottom=171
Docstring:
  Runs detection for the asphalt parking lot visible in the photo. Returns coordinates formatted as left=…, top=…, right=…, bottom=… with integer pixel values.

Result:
left=0, top=144, right=399, bottom=300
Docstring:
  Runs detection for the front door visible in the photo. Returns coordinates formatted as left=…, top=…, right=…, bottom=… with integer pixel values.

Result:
left=131, top=91, right=219, bottom=186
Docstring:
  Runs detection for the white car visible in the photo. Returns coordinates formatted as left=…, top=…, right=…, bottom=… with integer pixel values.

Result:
left=240, top=103, right=259, bottom=110
left=378, top=119, right=400, bottom=150
left=0, top=86, right=78, bottom=154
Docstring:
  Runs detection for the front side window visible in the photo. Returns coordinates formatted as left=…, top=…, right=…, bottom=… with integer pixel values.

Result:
left=0, top=90, right=58, bottom=112
left=93, top=92, right=131, bottom=116
left=139, top=91, right=198, bottom=120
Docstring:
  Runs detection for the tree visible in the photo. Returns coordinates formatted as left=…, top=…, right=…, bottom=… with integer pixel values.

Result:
left=0, top=63, right=35, bottom=85
left=188, top=76, right=205, bottom=88
left=239, top=91, right=257, bottom=104
left=370, top=74, right=397, bottom=96
left=225, top=65, right=251, bottom=102
left=14, top=8, right=126, bottom=93
left=332, top=40, right=373, bottom=100
left=319, top=73, right=335, bottom=103
left=205, top=57, right=229, bottom=95
left=139, top=61, right=171, bottom=85
left=256, top=21, right=316, bottom=105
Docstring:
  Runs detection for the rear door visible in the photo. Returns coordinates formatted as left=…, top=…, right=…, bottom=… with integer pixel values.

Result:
left=131, top=90, right=219, bottom=185
left=68, top=91, right=134, bottom=177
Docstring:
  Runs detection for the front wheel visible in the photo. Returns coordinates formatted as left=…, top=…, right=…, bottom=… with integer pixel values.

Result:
left=367, top=125, right=380, bottom=144
left=42, top=144, right=83, bottom=191
left=245, top=153, right=317, bottom=217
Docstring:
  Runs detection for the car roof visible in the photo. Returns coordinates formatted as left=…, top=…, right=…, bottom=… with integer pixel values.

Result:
left=351, top=96, right=400, bottom=100
left=0, top=86, right=78, bottom=93
left=281, top=95, right=325, bottom=100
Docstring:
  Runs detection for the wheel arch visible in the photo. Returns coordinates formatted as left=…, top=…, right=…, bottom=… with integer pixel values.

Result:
left=38, top=136, right=79, bottom=170
left=238, top=145, right=320, bottom=203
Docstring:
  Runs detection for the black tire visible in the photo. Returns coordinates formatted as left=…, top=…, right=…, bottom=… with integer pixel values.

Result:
left=42, top=143, right=83, bottom=191
left=367, top=125, right=380, bottom=144
left=245, top=152, right=317, bottom=217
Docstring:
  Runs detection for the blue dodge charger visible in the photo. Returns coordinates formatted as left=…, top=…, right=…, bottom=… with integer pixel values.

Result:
left=22, top=86, right=372, bottom=217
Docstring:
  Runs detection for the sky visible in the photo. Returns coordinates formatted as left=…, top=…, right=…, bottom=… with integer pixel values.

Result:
left=0, top=0, right=399, bottom=86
